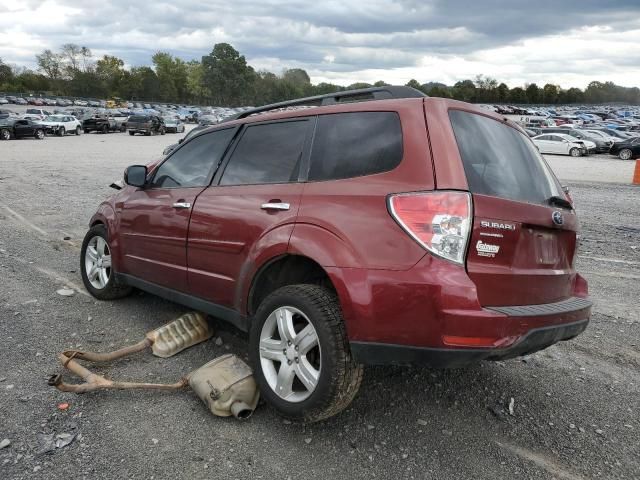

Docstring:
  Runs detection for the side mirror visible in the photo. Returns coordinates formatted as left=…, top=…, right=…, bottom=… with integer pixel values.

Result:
left=124, top=165, right=147, bottom=187
left=178, top=138, right=184, bottom=144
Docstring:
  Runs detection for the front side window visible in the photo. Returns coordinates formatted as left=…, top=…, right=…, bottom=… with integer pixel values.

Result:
left=220, top=120, right=310, bottom=186
left=308, top=112, right=403, bottom=181
left=151, top=128, right=235, bottom=188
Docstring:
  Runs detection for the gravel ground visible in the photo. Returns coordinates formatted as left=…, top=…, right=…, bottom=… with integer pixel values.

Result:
left=0, top=129, right=638, bottom=480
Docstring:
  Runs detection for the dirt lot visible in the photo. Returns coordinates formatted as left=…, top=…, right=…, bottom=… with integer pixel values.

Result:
left=0, top=129, right=638, bottom=480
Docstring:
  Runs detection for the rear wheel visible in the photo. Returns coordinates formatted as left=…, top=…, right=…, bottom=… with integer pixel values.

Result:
left=75, top=126, right=81, bottom=135
left=0, top=128, right=10, bottom=141
left=129, top=131, right=135, bottom=136
left=619, top=148, right=633, bottom=160
left=102, top=124, right=108, bottom=134
left=250, top=285, right=363, bottom=423
left=144, top=130, right=151, bottom=136
left=160, top=127, right=166, bottom=135
left=569, top=147, right=581, bottom=157
left=57, top=127, right=65, bottom=137
left=34, top=129, right=45, bottom=140
left=80, top=225, right=132, bottom=300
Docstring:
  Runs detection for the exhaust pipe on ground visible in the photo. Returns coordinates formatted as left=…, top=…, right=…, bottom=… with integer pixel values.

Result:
left=49, top=313, right=260, bottom=419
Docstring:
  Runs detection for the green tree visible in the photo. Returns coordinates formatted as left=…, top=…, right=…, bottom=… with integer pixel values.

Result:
left=525, top=83, right=540, bottom=104
left=186, top=60, right=205, bottom=103
left=36, top=49, right=63, bottom=81
left=201, top=43, right=255, bottom=106
left=0, top=57, right=13, bottom=85
left=496, top=82, right=510, bottom=102
left=152, top=52, right=178, bottom=102
left=542, top=83, right=559, bottom=104
left=452, top=79, right=476, bottom=102
left=96, top=55, right=125, bottom=96
left=405, top=79, right=422, bottom=91
left=509, top=87, right=528, bottom=103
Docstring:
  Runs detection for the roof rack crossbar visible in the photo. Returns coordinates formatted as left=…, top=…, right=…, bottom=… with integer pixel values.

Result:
left=226, top=85, right=426, bottom=122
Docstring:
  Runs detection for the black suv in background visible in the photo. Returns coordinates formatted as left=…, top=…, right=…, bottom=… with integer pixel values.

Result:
left=127, top=115, right=165, bottom=136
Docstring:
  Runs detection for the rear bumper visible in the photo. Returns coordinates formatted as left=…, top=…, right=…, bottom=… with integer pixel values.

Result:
left=351, top=316, right=589, bottom=368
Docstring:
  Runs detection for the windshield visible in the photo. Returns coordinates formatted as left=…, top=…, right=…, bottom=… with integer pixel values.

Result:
left=44, top=116, right=64, bottom=122
left=450, top=110, right=564, bottom=205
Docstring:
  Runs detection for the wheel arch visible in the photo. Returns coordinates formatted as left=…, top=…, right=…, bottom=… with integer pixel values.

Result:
left=247, top=254, right=337, bottom=317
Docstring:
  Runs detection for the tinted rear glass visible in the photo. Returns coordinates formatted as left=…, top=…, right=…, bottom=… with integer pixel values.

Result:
left=128, top=116, right=148, bottom=122
left=449, top=110, right=563, bottom=204
left=309, top=112, right=402, bottom=181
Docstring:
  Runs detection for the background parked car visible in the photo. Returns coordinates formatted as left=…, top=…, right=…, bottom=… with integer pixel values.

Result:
left=609, top=137, right=640, bottom=160
left=532, top=133, right=589, bottom=156
left=82, top=115, right=121, bottom=133
left=38, top=115, right=83, bottom=136
left=24, top=108, right=52, bottom=120
left=0, top=118, right=46, bottom=140
left=162, top=116, right=185, bottom=133
left=127, top=115, right=165, bottom=136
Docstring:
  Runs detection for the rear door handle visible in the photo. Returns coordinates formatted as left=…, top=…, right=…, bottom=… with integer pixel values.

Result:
left=261, top=202, right=290, bottom=211
left=172, top=202, right=191, bottom=209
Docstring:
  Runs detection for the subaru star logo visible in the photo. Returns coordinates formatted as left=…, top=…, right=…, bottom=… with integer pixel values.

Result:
left=552, top=211, right=564, bottom=226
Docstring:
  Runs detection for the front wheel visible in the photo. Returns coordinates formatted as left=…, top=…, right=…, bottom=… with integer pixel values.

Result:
left=80, top=225, right=132, bottom=300
left=34, top=129, right=45, bottom=140
left=160, top=127, right=165, bottom=135
left=129, top=130, right=135, bottom=136
left=75, top=126, right=81, bottom=135
left=102, top=125, right=108, bottom=134
left=619, top=148, right=633, bottom=160
left=57, top=127, right=65, bottom=137
left=569, top=147, right=581, bottom=157
left=249, top=284, right=363, bottom=423
left=0, top=128, right=10, bottom=140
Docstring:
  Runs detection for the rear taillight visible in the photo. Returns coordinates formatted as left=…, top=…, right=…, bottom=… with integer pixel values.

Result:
left=388, top=191, right=472, bottom=265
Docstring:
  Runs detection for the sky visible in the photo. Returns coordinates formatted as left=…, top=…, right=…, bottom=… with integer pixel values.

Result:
left=1, top=0, right=639, bottom=89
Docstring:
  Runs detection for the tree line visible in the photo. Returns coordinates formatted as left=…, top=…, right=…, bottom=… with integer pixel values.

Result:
left=1, top=43, right=638, bottom=106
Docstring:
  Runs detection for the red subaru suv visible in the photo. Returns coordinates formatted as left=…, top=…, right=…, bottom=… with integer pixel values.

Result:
left=81, top=87, right=591, bottom=422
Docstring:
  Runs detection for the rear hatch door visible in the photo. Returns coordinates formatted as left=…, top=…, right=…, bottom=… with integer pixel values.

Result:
left=447, top=108, right=578, bottom=306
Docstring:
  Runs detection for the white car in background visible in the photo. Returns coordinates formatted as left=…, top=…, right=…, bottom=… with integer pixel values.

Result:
left=532, top=133, right=594, bottom=157
left=38, top=115, right=83, bottom=136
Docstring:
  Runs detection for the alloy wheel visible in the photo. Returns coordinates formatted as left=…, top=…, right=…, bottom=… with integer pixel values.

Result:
left=84, top=236, right=112, bottom=289
left=619, top=149, right=632, bottom=160
left=259, top=306, right=321, bottom=403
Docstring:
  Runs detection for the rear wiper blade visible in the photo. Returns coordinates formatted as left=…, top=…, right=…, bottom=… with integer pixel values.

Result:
left=546, top=195, right=573, bottom=210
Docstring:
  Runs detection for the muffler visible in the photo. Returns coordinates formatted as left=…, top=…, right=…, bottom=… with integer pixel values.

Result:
left=49, top=312, right=260, bottom=419
left=188, top=354, right=260, bottom=420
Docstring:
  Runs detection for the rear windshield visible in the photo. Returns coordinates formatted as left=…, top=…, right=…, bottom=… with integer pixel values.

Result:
left=449, top=110, right=563, bottom=205
left=128, top=115, right=148, bottom=122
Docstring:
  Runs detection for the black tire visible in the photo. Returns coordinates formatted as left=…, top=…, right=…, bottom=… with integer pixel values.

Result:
left=569, top=147, right=581, bottom=157
left=57, top=127, right=65, bottom=137
left=129, top=130, right=135, bottom=136
left=102, top=124, right=108, bottom=134
left=249, top=284, right=363, bottom=423
left=34, top=129, right=45, bottom=140
left=84, top=128, right=90, bottom=134
left=619, top=149, right=633, bottom=160
left=75, top=126, right=81, bottom=135
left=160, top=127, right=165, bottom=135
left=144, top=130, right=151, bottom=136
left=80, top=224, right=132, bottom=300
left=120, top=125, right=126, bottom=132
left=0, top=128, right=10, bottom=141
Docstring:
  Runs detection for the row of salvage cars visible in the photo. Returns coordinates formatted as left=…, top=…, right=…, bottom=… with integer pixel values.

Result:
left=0, top=112, right=186, bottom=140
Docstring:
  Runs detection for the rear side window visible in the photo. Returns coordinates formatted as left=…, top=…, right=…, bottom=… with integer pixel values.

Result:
left=449, top=110, right=563, bottom=205
left=309, top=112, right=402, bottom=181
left=220, top=120, right=309, bottom=185
left=151, top=128, right=235, bottom=188
left=129, top=115, right=147, bottom=122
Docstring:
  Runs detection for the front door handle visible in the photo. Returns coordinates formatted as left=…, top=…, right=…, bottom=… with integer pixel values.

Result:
left=172, top=202, right=191, bottom=209
left=261, top=202, right=290, bottom=211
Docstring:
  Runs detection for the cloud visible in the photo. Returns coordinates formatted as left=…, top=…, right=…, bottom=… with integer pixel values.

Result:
left=0, top=0, right=639, bottom=88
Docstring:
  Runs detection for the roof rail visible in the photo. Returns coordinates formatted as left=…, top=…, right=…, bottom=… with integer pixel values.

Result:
left=225, top=85, right=426, bottom=122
